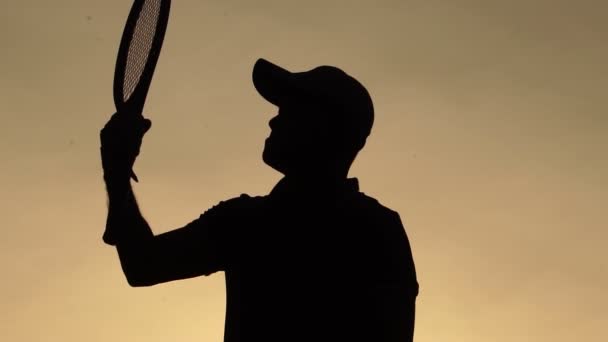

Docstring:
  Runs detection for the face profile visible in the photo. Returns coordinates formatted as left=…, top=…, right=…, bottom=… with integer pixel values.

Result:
left=262, top=100, right=336, bottom=177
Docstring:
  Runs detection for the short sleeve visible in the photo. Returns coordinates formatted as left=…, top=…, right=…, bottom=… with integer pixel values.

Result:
left=177, top=193, right=253, bottom=276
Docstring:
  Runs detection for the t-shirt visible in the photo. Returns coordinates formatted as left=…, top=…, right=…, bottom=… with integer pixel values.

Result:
left=165, top=177, right=418, bottom=341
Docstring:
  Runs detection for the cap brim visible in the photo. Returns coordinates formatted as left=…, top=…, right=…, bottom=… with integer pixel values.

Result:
left=252, top=58, right=294, bottom=106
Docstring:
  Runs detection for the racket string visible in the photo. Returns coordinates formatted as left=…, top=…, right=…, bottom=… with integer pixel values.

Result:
left=124, top=0, right=162, bottom=102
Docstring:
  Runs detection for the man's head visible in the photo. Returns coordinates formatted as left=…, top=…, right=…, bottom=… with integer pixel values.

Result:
left=253, top=58, right=374, bottom=179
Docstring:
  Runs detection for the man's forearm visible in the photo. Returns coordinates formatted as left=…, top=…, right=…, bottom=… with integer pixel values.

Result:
left=105, top=174, right=153, bottom=244
left=104, top=175, right=162, bottom=285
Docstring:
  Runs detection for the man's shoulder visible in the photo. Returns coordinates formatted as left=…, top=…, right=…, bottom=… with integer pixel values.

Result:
left=348, top=191, right=401, bottom=220
left=205, top=190, right=401, bottom=222
left=202, top=193, right=266, bottom=215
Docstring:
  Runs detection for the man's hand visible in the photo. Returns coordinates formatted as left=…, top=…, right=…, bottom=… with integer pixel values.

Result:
left=100, top=112, right=152, bottom=188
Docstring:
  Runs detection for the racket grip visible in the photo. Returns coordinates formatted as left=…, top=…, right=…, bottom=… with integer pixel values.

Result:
left=131, top=169, right=139, bottom=182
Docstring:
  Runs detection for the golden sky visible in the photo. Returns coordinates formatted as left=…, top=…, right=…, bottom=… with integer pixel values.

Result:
left=1, top=0, right=606, bottom=341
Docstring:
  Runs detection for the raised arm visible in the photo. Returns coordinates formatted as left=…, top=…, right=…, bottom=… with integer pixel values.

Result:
left=100, top=113, right=227, bottom=286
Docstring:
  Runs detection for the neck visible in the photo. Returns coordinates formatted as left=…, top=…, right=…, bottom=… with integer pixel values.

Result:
left=273, top=173, right=355, bottom=199
left=284, top=166, right=349, bottom=186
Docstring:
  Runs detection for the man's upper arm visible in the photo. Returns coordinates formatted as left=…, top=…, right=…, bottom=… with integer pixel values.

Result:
left=119, top=194, right=252, bottom=286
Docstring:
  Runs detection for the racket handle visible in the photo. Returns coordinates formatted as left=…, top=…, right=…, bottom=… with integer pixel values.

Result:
left=131, top=169, right=139, bottom=182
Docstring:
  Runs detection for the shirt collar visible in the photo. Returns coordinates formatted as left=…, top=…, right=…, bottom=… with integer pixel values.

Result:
left=269, top=176, right=360, bottom=199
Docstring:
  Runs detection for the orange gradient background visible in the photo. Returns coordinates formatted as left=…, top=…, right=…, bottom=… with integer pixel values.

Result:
left=1, top=1, right=606, bottom=341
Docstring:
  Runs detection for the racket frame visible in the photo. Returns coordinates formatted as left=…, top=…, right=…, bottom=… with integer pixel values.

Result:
left=113, top=0, right=171, bottom=117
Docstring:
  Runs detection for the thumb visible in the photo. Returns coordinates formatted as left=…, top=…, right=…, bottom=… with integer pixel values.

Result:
left=142, top=118, right=152, bottom=133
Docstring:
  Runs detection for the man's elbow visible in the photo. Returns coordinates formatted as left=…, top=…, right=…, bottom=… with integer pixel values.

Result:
left=119, top=254, right=159, bottom=287
left=124, top=270, right=158, bottom=287
left=126, top=277, right=155, bottom=287
left=117, top=242, right=160, bottom=287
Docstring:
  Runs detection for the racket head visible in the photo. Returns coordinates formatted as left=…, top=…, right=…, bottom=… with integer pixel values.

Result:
left=113, top=0, right=171, bottom=116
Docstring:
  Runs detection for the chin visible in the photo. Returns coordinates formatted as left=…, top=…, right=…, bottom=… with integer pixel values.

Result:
left=263, top=147, right=287, bottom=174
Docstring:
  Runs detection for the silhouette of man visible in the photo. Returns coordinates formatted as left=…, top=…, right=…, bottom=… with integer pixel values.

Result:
left=100, top=58, right=419, bottom=341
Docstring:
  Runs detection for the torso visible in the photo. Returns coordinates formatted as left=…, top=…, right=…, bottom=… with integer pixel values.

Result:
left=221, top=190, right=418, bottom=342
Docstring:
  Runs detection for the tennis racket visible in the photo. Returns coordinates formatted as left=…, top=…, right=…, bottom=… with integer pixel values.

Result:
left=104, top=0, right=171, bottom=245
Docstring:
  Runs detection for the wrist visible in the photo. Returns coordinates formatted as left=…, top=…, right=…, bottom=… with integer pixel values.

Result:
left=104, top=171, right=131, bottom=194
left=103, top=164, right=130, bottom=180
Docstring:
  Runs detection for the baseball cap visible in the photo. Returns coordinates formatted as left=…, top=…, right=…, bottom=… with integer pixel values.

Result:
left=252, top=58, right=374, bottom=145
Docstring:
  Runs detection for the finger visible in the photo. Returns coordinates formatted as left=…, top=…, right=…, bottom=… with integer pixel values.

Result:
left=143, top=119, right=152, bottom=133
left=102, top=114, right=143, bottom=135
left=135, top=118, right=152, bottom=135
left=101, top=113, right=124, bottom=135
